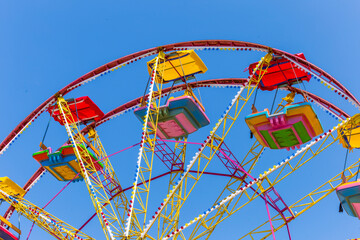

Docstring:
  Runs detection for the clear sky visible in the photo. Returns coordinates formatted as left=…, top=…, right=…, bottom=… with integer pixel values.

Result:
left=1, top=1, right=360, bottom=239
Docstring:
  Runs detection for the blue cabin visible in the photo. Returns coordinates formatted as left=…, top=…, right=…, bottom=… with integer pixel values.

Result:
left=337, top=181, right=360, bottom=219
left=32, top=144, right=103, bottom=181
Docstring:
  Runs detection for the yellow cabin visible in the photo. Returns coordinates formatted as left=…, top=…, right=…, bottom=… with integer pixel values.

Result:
left=338, top=114, right=360, bottom=150
left=0, top=177, right=25, bottom=200
left=147, top=50, right=207, bottom=83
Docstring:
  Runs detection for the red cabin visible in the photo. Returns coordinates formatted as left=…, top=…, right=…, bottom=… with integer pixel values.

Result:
left=248, top=53, right=311, bottom=91
left=48, top=96, right=104, bottom=125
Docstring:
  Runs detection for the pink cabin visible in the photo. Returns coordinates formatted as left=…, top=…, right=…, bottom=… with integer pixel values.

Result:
left=134, top=96, right=210, bottom=139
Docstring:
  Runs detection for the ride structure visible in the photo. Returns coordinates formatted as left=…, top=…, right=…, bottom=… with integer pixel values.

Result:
left=0, top=177, right=92, bottom=240
left=0, top=40, right=359, bottom=240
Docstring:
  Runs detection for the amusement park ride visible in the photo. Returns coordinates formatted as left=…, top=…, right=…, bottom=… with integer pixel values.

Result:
left=0, top=40, right=360, bottom=240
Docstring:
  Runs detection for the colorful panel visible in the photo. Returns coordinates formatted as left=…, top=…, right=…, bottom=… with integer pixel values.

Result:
left=134, top=96, right=210, bottom=139
left=175, top=113, right=197, bottom=133
left=285, top=103, right=323, bottom=136
left=147, top=50, right=207, bottom=83
left=293, top=121, right=311, bottom=143
left=53, top=165, right=79, bottom=181
left=260, top=130, right=278, bottom=149
left=32, top=148, right=51, bottom=162
left=352, top=203, right=360, bottom=219
left=272, top=128, right=299, bottom=148
left=68, top=161, right=82, bottom=176
left=61, top=145, right=76, bottom=156
left=44, top=166, right=64, bottom=181
left=245, top=102, right=323, bottom=150
left=42, top=154, right=83, bottom=181
left=158, top=120, right=186, bottom=139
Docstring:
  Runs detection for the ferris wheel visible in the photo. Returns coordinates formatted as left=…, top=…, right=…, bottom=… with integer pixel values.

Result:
left=0, top=40, right=359, bottom=240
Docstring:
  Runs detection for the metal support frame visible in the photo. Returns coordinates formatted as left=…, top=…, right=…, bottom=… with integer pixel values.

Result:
left=86, top=127, right=142, bottom=233
left=187, top=95, right=291, bottom=240
left=164, top=118, right=349, bottom=240
left=57, top=97, right=122, bottom=240
left=160, top=139, right=187, bottom=239
left=0, top=189, right=93, bottom=240
left=0, top=40, right=357, bottom=240
left=241, top=154, right=360, bottom=239
left=188, top=140, right=265, bottom=240
left=125, top=51, right=166, bottom=238
left=141, top=52, right=273, bottom=239
left=216, top=140, right=294, bottom=225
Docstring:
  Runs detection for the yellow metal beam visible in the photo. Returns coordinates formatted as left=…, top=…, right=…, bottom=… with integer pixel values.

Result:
left=240, top=155, right=360, bottom=240
left=162, top=118, right=349, bottom=240
left=160, top=139, right=188, bottom=239
left=0, top=188, right=93, bottom=240
left=80, top=133, right=100, bottom=156
left=86, top=127, right=142, bottom=235
left=57, top=97, right=122, bottom=240
left=0, top=215, right=21, bottom=235
left=142, top=52, right=273, bottom=239
left=189, top=98, right=288, bottom=239
left=125, top=51, right=166, bottom=239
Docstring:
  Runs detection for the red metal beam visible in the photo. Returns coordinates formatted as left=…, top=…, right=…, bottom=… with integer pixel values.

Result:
left=81, top=78, right=350, bottom=135
left=1, top=40, right=357, bottom=154
left=3, top=78, right=350, bottom=224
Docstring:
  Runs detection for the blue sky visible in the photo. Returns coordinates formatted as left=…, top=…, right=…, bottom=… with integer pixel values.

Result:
left=1, top=1, right=360, bottom=239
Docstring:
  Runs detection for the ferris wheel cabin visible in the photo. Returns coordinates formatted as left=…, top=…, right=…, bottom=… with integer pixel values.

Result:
left=245, top=102, right=323, bottom=150
left=134, top=95, right=210, bottom=139
left=0, top=177, right=25, bottom=201
left=147, top=50, right=207, bottom=83
left=32, top=144, right=103, bottom=181
left=336, top=181, right=360, bottom=219
left=47, top=96, right=104, bottom=125
left=135, top=50, right=210, bottom=139
left=338, top=114, right=360, bottom=150
left=248, top=53, right=311, bottom=91
left=0, top=177, right=24, bottom=240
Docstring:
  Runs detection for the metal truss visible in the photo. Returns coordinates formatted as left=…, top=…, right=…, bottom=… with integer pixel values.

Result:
left=141, top=52, right=273, bottom=239
left=162, top=117, right=349, bottom=239
left=159, top=139, right=188, bottom=240
left=241, top=153, right=360, bottom=239
left=57, top=97, right=122, bottom=240
left=125, top=51, right=166, bottom=239
left=86, top=127, right=142, bottom=234
left=188, top=96, right=291, bottom=239
left=0, top=189, right=93, bottom=240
